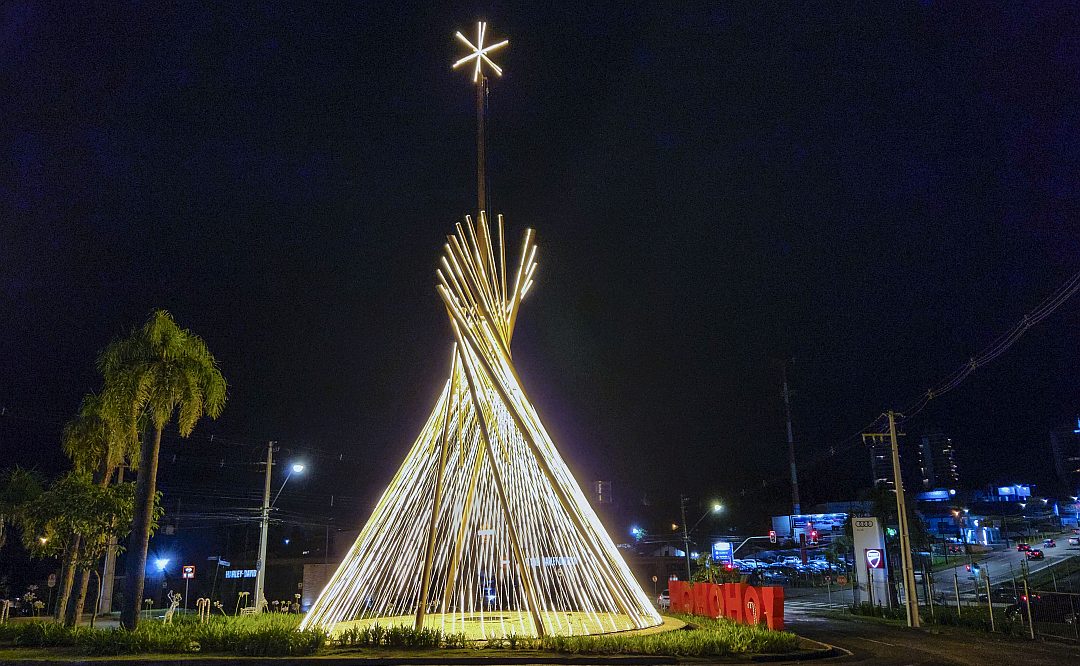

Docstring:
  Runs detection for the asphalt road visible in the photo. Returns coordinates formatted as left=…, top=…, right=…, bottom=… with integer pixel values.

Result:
left=782, top=601, right=1080, bottom=665
left=933, top=541, right=1080, bottom=601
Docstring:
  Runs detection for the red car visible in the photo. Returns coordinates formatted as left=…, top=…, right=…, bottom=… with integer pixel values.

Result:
left=1026, top=549, right=1045, bottom=560
left=1017, top=543, right=1030, bottom=552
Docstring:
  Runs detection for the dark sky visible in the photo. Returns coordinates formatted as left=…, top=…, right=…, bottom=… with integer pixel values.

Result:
left=3, top=2, right=1080, bottom=535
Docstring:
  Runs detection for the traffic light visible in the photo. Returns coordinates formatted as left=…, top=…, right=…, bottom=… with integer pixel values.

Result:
left=809, top=530, right=819, bottom=545
left=769, top=530, right=777, bottom=544
left=965, top=564, right=971, bottom=572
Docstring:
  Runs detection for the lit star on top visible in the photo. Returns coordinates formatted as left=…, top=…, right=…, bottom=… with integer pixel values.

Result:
left=453, top=22, right=508, bottom=83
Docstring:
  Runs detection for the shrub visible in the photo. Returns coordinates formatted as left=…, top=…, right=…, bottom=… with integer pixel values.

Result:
left=0, top=614, right=324, bottom=656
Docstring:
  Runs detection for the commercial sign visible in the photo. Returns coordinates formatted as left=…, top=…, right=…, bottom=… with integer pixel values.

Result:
left=711, top=540, right=733, bottom=566
left=852, top=516, right=889, bottom=607
left=225, top=569, right=258, bottom=579
left=182, top=565, right=195, bottom=579
left=790, top=513, right=846, bottom=531
left=864, top=548, right=884, bottom=569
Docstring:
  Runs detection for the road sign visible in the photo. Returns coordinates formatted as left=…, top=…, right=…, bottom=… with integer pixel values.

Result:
left=182, top=565, right=195, bottom=579
left=47, top=573, right=57, bottom=588
left=837, top=575, right=847, bottom=585
left=865, top=548, right=884, bottom=569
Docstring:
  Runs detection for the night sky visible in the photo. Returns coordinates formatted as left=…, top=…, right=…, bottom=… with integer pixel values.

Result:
left=3, top=2, right=1080, bottom=538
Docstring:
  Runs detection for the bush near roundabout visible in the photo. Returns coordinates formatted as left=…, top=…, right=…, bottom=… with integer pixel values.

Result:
left=0, top=611, right=801, bottom=658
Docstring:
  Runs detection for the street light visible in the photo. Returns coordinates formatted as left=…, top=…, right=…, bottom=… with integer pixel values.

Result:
left=154, top=558, right=169, bottom=572
left=273, top=462, right=307, bottom=507
left=254, top=444, right=308, bottom=613
left=679, top=497, right=723, bottom=580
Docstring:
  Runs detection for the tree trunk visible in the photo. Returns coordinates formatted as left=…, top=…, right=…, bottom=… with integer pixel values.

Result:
left=68, top=566, right=92, bottom=626
left=120, top=425, right=162, bottom=630
left=55, top=535, right=80, bottom=622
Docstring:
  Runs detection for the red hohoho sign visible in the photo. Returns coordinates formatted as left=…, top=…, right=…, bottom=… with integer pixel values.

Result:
left=668, top=581, right=785, bottom=631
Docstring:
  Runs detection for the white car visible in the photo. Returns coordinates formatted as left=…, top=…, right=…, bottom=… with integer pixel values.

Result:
left=1069, top=536, right=1079, bottom=546
left=657, top=590, right=670, bottom=610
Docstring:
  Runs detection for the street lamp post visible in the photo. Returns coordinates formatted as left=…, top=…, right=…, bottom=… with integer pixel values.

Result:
left=679, top=497, right=723, bottom=580
left=253, top=441, right=305, bottom=612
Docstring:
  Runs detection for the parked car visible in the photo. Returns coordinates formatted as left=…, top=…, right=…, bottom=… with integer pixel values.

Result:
left=1026, top=548, right=1045, bottom=560
left=977, top=585, right=1018, bottom=603
left=1016, top=543, right=1030, bottom=552
left=657, top=590, right=670, bottom=610
left=1005, top=594, right=1079, bottom=625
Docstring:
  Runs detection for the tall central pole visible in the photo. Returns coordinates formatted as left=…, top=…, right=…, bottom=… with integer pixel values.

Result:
left=782, top=365, right=801, bottom=515
left=254, top=440, right=274, bottom=612
left=476, top=74, right=488, bottom=215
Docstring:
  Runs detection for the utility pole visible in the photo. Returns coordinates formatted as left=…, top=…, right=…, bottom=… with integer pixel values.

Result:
left=680, top=495, right=692, bottom=580
left=886, top=411, right=920, bottom=627
left=781, top=364, right=801, bottom=515
left=254, top=441, right=275, bottom=612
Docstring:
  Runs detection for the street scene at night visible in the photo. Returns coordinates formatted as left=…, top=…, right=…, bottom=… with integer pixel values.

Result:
left=3, top=3, right=1080, bottom=664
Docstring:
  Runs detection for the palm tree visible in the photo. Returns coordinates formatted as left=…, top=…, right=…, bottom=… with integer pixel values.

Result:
left=0, top=467, right=43, bottom=550
left=63, top=393, right=138, bottom=486
left=99, top=310, right=226, bottom=630
left=59, top=393, right=139, bottom=625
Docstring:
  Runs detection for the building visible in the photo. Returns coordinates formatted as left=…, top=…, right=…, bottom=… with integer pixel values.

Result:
left=865, top=433, right=895, bottom=488
left=918, top=430, right=959, bottom=490
left=1049, top=418, right=1080, bottom=495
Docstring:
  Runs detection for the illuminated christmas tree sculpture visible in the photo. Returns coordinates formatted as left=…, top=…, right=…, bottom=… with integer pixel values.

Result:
left=300, top=23, right=660, bottom=639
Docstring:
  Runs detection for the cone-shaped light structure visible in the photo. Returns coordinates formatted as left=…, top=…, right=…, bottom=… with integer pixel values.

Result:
left=300, top=214, right=661, bottom=638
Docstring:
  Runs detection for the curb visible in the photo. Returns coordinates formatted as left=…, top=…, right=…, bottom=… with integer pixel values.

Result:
left=749, top=637, right=852, bottom=662
left=0, top=658, right=679, bottom=666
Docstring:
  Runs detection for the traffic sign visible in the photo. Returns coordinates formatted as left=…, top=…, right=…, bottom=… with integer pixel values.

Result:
left=182, top=565, right=195, bottom=579
left=47, top=573, right=57, bottom=588
left=837, top=575, right=847, bottom=585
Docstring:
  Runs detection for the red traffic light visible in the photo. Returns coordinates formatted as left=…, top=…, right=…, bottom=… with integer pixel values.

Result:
left=965, top=564, right=971, bottom=572
left=768, top=530, right=777, bottom=544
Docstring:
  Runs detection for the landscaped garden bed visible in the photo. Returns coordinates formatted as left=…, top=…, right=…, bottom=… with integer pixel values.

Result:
left=0, top=613, right=802, bottom=659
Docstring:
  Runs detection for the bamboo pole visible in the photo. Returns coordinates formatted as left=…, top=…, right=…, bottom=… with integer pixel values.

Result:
left=451, top=320, right=546, bottom=637
left=416, top=346, right=458, bottom=629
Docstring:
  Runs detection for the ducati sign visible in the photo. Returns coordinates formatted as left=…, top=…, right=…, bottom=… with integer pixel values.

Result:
left=864, top=548, right=884, bottom=569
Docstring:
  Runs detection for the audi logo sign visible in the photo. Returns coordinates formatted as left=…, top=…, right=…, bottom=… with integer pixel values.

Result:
left=854, top=519, right=875, bottom=528
left=865, top=548, right=884, bottom=569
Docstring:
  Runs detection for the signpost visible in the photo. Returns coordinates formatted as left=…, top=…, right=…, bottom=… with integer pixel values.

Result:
left=182, top=565, right=195, bottom=610
left=46, top=573, right=56, bottom=615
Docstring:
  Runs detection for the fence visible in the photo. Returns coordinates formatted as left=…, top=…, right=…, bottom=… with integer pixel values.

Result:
left=1023, top=590, right=1080, bottom=641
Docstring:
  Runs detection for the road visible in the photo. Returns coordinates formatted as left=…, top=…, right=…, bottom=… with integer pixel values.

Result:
left=783, top=607, right=1080, bottom=664
left=929, top=540, right=1079, bottom=606
left=766, top=540, right=1080, bottom=664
